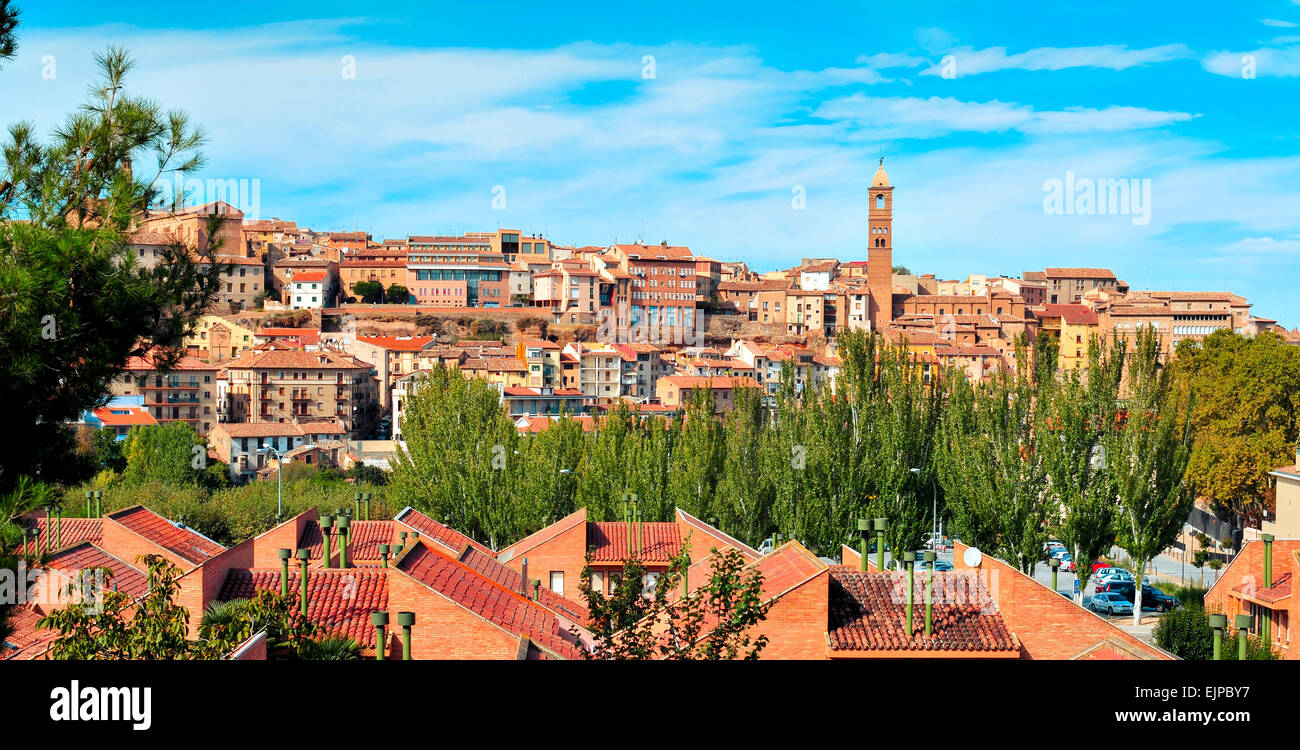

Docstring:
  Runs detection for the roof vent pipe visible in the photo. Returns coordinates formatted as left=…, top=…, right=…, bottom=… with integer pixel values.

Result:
left=371, top=611, right=389, bottom=660
left=398, top=611, right=415, bottom=660
left=379, top=544, right=390, bottom=568
left=337, top=516, right=350, bottom=568
left=903, top=550, right=917, bottom=636
left=296, top=548, right=311, bottom=618
left=856, top=519, right=871, bottom=571
left=521, top=558, right=529, bottom=596
left=923, top=550, right=937, bottom=637
left=277, top=548, right=291, bottom=597
left=319, top=515, right=334, bottom=569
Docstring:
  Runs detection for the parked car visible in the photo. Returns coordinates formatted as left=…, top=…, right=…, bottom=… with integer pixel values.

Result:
left=1090, top=592, right=1133, bottom=616
left=1095, top=582, right=1179, bottom=611
left=1095, top=568, right=1134, bottom=587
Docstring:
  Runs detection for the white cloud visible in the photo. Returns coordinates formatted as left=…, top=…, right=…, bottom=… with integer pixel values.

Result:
left=1262, top=18, right=1299, bottom=28
left=917, top=43, right=1191, bottom=77
left=812, top=95, right=1195, bottom=138
left=1204, top=45, right=1300, bottom=76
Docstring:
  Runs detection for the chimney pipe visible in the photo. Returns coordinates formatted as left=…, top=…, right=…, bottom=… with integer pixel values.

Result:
left=94, top=490, right=103, bottom=518
left=923, top=550, right=936, bottom=637
left=379, top=544, right=390, bottom=568
left=1209, top=614, right=1226, bottom=660
left=296, top=548, right=311, bottom=618
left=84, top=490, right=92, bottom=518
left=637, top=506, right=643, bottom=557
left=903, top=550, right=917, bottom=636
left=277, top=548, right=291, bottom=597
left=532, top=579, right=541, bottom=600
left=54, top=503, right=62, bottom=550
left=1262, top=533, right=1274, bottom=645
left=319, top=515, right=334, bottom=569
left=41, top=505, right=49, bottom=554
left=1049, top=557, right=1060, bottom=593
left=364, top=492, right=373, bottom=521
left=856, top=519, right=871, bottom=571
left=521, top=557, right=529, bottom=596
left=354, top=491, right=362, bottom=519
left=337, top=516, right=350, bottom=568
left=398, top=611, right=415, bottom=660
left=1235, top=613, right=1252, bottom=659
left=873, top=517, right=887, bottom=572
left=372, top=611, right=388, bottom=660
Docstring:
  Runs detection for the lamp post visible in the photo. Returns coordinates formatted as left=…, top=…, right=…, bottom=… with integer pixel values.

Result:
left=909, top=467, right=937, bottom=552
left=257, top=445, right=284, bottom=523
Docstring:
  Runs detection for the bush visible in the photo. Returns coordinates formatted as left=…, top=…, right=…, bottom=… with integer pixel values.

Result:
left=1153, top=602, right=1212, bottom=660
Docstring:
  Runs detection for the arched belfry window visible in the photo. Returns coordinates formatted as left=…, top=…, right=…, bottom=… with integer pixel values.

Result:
left=876, top=194, right=885, bottom=209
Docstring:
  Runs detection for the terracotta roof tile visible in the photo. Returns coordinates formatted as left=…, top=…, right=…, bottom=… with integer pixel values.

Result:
left=219, top=568, right=387, bottom=649
left=395, top=507, right=494, bottom=556
left=588, top=522, right=682, bottom=563
left=397, top=543, right=585, bottom=659
left=827, top=569, right=1018, bottom=653
left=42, top=542, right=148, bottom=599
left=299, top=520, right=395, bottom=562
left=457, top=546, right=591, bottom=625
left=108, top=506, right=226, bottom=566
left=18, top=518, right=104, bottom=553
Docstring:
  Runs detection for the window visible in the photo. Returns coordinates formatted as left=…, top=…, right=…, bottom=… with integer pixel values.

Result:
left=549, top=571, right=564, bottom=596
left=643, top=572, right=659, bottom=597
left=591, top=571, right=604, bottom=595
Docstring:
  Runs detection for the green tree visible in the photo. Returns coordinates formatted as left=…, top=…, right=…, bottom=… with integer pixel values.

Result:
left=577, top=546, right=770, bottom=660
left=385, top=283, right=409, bottom=303
left=120, top=422, right=206, bottom=487
left=937, top=342, right=1051, bottom=573
left=92, top=427, right=127, bottom=473
left=353, top=280, right=384, bottom=303
left=1040, top=334, right=1124, bottom=598
left=1109, top=326, right=1195, bottom=625
left=1174, top=330, right=1300, bottom=528
left=1, top=46, right=225, bottom=491
left=0, top=0, right=17, bottom=65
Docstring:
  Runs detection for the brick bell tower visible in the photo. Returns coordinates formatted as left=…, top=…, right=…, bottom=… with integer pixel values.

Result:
left=867, top=158, right=894, bottom=331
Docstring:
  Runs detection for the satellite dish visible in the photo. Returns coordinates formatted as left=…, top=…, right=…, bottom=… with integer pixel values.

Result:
left=963, top=546, right=983, bottom=568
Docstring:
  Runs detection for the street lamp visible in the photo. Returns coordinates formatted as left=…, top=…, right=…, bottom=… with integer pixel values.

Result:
left=909, top=467, right=937, bottom=552
left=257, top=445, right=284, bottom=523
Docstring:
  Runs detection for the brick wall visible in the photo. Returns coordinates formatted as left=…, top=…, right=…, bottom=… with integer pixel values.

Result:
left=384, top=565, right=524, bottom=659
left=498, top=509, right=588, bottom=602
left=752, top=569, right=830, bottom=660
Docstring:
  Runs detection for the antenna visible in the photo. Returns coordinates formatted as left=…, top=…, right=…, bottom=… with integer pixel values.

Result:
left=963, top=546, right=983, bottom=568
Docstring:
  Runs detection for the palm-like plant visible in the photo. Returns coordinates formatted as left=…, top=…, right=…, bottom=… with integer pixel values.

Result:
left=298, top=635, right=362, bottom=661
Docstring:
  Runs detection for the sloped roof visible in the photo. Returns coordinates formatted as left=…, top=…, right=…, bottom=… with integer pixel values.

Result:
left=108, top=506, right=226, bottom=566
left=219, top=568, right=387, bottom=649
left=395, top=507, right=494, bottom=557
left=827, top=569, right=1018, bottom=654
left=588, top=522, right=683, bottom=564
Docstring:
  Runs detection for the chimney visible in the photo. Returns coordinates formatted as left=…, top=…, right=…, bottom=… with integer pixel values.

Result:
left=337, top=516, right=350, bottom=568
left=398, top=611, right=415, bottom=660
left=923, top=550, right=936, bottom=637
left=277, top=549, right=291, bottom=597
left=521, top=558, right=529, bottom=596
left=532, top=579, right=541, bottom=601
left=1209, top=614, right=1226, bottom=660
left=856, top=519, right=871, bottom=571
left=296, top=548, right=311, bottom=617
left=371, top=611, right=389, bottom=661
left=873, top=517, right=887, bottom=572
left=1262, top=533, right=1275, bottom=645
left=903, top=550, right=917, bottom=636
left=379, top=544, right=390, bottom=568
left=319, top=515, right=334, bottom=569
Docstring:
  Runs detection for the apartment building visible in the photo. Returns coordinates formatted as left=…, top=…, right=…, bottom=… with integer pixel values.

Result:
left=608, top=243, right=698, bottom=333
left=612, top=343, right=673, bottom=399
left=405, top=239, right=510, bottom=307
left=351, top=335, right=439, bottom=409
left=288, top=269, right=331, bottom=310
left=1034, top=304, right=1100, bottom=370
left=1024, top=268, right=1126, bottom=304
left=223, top=349, right=376, bottom=437
left=208, top=421, right=350, bottom=482
left=516, top=339, right=563, bottom=389
left=655, top=375, right=762, bottom=411
left=184, top=314, right=257, bottom=362
left=111, top=353, right=220, bottom=436
left=563, top=342, right=624, bottom=404
left=340, top=244, right=407, bottom=300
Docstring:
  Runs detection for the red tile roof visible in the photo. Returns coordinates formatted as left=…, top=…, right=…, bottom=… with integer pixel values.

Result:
left=752, top=542, right=827, bottom=599
left=2, top=606, right=57, bottom=660
left=218, top=568, right=388, bottom=649
left=1233, top=570, right=1292, bottom=604
left=1043, top=267, right=1116, bottom=280
left=675, top=508, right=760, bottom=561
left=108, top=506, right=226, bottom=566
left=18, top=517, right=104, bottom=553
left=44, top=542, right=148, bottom=599
left=92, top=406, right=158, bottom=427
left=588, top=522, right=682, bottom=564
left=299, top=520, right=395, bottom=562
left=356, top=335, right=436, bottom=351
left=395, top=507, right=494, bottom=556
left=397, top=543, right=585, bottom=659
left=291, top=270, right=328, bottom=283
left=456, top=546, right=591, bottom=625
left=827, top=569, right=1018, bottom=653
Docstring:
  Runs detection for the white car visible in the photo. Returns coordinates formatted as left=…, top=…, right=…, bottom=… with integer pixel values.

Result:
left=1095, top=568, right=1134, bottom=587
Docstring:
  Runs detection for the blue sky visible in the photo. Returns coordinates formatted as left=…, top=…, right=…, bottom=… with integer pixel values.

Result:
left=4, top=0, right=1300, bottom=322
